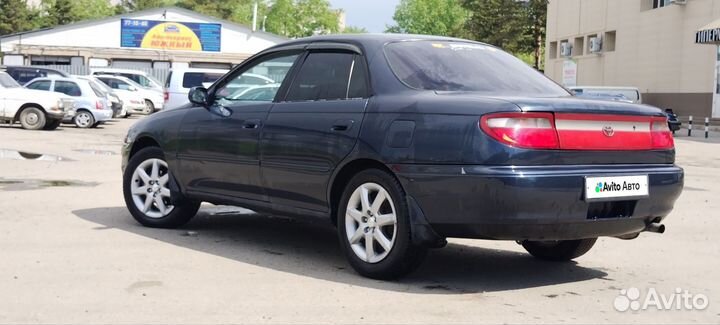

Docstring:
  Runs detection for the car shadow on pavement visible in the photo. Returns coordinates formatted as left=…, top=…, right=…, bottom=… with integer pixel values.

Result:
left=73, top=206, right=608, bottom=294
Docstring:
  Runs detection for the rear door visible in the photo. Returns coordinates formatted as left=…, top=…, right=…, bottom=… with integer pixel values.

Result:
left=260, top=50, right=371, bottom=212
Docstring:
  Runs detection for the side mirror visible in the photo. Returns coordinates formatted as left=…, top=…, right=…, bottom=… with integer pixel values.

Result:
left=188, top=87, right=209, bottom=106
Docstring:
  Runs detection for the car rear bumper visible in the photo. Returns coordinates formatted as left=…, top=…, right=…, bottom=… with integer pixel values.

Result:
left=394, top=164, right=683, bottom=241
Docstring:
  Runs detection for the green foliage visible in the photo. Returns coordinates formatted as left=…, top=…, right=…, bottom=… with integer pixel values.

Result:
left=342, top=26, right=368, bottom=34
left=116, top=0, right=175, bottom=13
left=38, top=0, right=114, bottom=27
left=0, top=0, right=34, bottom=35
left=266, top=0, right=339, bottom=38
left=386, top=0, right=467, bottom=37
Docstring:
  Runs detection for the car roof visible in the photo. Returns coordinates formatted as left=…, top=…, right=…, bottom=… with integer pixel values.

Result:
left=263, top=33, right=488, bottom=55
left=0, top=65, right=70, bottom=76
left=92, top=68, right=148, bottom=75
left=569, top=86, right=640, bottom=91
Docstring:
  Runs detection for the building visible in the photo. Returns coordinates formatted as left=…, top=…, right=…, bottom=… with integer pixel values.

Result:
left=545, top=0, right=720, bottom=118
left=0, top=6, right=286, bottom=70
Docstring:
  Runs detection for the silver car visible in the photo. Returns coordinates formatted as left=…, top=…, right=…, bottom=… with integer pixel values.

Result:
left=25, top=77, right=113, bottom=128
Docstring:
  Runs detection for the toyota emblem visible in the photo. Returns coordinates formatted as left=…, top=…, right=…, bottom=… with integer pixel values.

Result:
left=602, top=126, right=615, bottom=137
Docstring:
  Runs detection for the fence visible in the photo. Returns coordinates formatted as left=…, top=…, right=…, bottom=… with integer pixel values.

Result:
left=30, top=64, right=171, bottom=85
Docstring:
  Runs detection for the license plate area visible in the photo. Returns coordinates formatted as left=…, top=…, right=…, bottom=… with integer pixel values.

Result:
left=585, top=175, right=649, bottom=201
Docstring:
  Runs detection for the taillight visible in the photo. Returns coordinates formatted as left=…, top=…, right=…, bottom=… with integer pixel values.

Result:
left=651, top=117, right=674, bottom=149
left=95, top=100, right=103, bottom=110
left=163, top=91, right=169, bottom=102
left=480, top=112, right=559, bottom=149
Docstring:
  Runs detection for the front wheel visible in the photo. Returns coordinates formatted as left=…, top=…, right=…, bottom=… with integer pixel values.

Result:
left=74, top=110, right=95, bottom=128
left=521, top=238, right=597, bottom=262
left=123, top=147, right=200, bottom=228
left=337, top=169, right=427, bottom=279
left=19, top=107, right=46, bottom=130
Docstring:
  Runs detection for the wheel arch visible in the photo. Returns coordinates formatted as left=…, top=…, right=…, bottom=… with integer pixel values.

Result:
left=13, top=103, right=46, bottom=122
left=328, top=158, right=396, bottom=226
left=129, top=136, right=161, bottom=159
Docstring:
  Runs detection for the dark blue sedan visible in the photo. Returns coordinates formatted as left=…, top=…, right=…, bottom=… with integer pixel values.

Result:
left=121, top=34, right=683, bottom=279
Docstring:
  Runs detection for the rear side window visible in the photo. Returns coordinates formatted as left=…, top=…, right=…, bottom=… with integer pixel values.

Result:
left=54, top=81, right=82, bottom=96
left=286, top=52, right=365, bottom=101
left=26, top=80, right=52, bottom=91
left=87, top=81, right=106, bottom=97
left=11, top=69, right=46, bottom=84
left=182, top=72, right=224, bottom=88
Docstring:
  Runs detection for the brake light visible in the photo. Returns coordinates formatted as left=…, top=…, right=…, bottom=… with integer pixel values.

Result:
left=480, top=112, right=559, bottom=149
left=95, top=100, right=103, bottom=110
left=651, top=117, right=674, bottom=149
left=164, top=91, right=169, bottom=102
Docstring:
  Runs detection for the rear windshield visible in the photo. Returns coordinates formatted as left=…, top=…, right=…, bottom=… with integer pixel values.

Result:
left=0, top=73, right=20, bottom=88
left=182, top=72, right=225, bottom=88
left=384, top=41, right=569, bottom=96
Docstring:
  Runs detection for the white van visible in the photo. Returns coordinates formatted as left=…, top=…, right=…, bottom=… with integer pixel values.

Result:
left=163, top=68, right=228, bottom=110
left=568, top=86, right=642, bottom=104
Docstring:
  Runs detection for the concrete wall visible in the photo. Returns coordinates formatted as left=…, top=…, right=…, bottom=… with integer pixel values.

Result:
left=545, top=0, right=720, bottom=117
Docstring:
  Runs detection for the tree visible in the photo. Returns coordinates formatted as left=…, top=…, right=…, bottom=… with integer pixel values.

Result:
left=461, top=0, right=529, bottom=53
left=385, top=0, right=467, bottom=37
left=116, top=0, right=174, bottom=13
left=342, top=26, right=367, bottom=34
left=265, top=0, right=338, bottom=38
left=39, top=0, right=114, bottom=27
left=523, top=0, right=549, bottom=69
left=0, top=0, right=34, bottom=35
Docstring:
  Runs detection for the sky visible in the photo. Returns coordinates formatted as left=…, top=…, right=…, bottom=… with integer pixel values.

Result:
left=328, top=0, right=400, bottom=33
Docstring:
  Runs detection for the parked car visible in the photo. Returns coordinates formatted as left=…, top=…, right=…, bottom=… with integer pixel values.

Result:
left=75, top=76, right=127, bottom=118
left=95, top=75, right=162, bottom=114
left=0, top=71, right=74, bottom=130
left=665, top=108, right=682, bottom=133
left=163, top=68, right=228, bottom=110
left=121, top=35, right=683, bottom=279
left=569, top=86, right=642, bottom=104
left=91, top=68, right=164, bottom=111
left=1, top=65, right=70, bottom=84
left=25, top=77, right=112, bottom=128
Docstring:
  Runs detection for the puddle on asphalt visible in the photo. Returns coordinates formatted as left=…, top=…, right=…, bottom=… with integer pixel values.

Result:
left=0, top=177, right=98, bottom=191
left=73, top=149, right=118, bottom=156
left=0, top=149, right=72, bottom=162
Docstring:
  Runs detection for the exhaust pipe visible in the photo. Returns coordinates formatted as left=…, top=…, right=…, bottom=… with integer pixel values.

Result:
left=644, top=222, right=665, bottom=234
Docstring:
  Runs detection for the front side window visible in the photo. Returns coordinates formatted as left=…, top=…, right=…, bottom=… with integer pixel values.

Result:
left=214, top=53, right=299, bottom=104
left=25, top=80, right=51, bottom=91
left=285, top=52, right=363, bottom=102
left=54, top=81, right=82, bottom=96
left=385, top=41, right=569, bottom=97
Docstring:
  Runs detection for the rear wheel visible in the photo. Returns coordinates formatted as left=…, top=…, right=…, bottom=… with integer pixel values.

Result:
left=337, top=169, right=427, bottom=279
left=42, top=119, right=62, bottom=130
left=123, top=147, right=200, bottom=228
left=19, top=107, right=46, bottom=130
left=74, top=110, right=95, bottom=128
left=521, top=238, right=597, bottom=261
left=143, top=100, right=154, bottom=114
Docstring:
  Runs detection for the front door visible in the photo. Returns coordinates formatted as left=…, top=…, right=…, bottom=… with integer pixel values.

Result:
left=261, top=51, right=371, bottom=212
left=175, top=52, right=301, bottom=202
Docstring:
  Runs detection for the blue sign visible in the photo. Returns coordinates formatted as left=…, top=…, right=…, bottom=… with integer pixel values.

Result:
left=120, top=19, right=221, bottom=52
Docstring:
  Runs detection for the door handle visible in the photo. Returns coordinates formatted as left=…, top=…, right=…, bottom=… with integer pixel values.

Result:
left=242, top=119, right=261, bottom=129
left=331, top=119, right=354, bottom=132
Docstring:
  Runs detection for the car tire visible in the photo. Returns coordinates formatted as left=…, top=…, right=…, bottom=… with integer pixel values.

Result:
left=42, top=119, right=62, bottom=131
left=123, top=146, right=200, bottom=228
left=143, top=100, right=154, bottom=114
left=521, top=238, right=597, bottom=262
left=74, top=110, right=95, bottom=128
left=337, top=169, right=427, bottom=279
left=19, top=106, right=46, bottom=130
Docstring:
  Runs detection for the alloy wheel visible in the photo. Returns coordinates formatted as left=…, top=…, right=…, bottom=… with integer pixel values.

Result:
left=75, top=112, right=92, bottom=128
left=344, top=182, right=398, bottom=263
left=130, top=158, right=174, bottom=219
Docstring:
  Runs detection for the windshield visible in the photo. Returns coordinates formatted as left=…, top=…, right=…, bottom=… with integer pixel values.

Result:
left=385, top=41, right=569, bottom=96
left=0, top=72, right=21, bottom=88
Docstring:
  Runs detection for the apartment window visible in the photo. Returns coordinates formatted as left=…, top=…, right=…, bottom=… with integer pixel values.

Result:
left=605, top=31, right=617, bottom=52
left=549, top=41, right=558, bottom=59
left=574, top=37, right=585, bottom=56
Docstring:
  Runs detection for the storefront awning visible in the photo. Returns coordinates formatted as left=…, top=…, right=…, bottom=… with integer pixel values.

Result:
left=696, top=18, right=720, bottom=44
